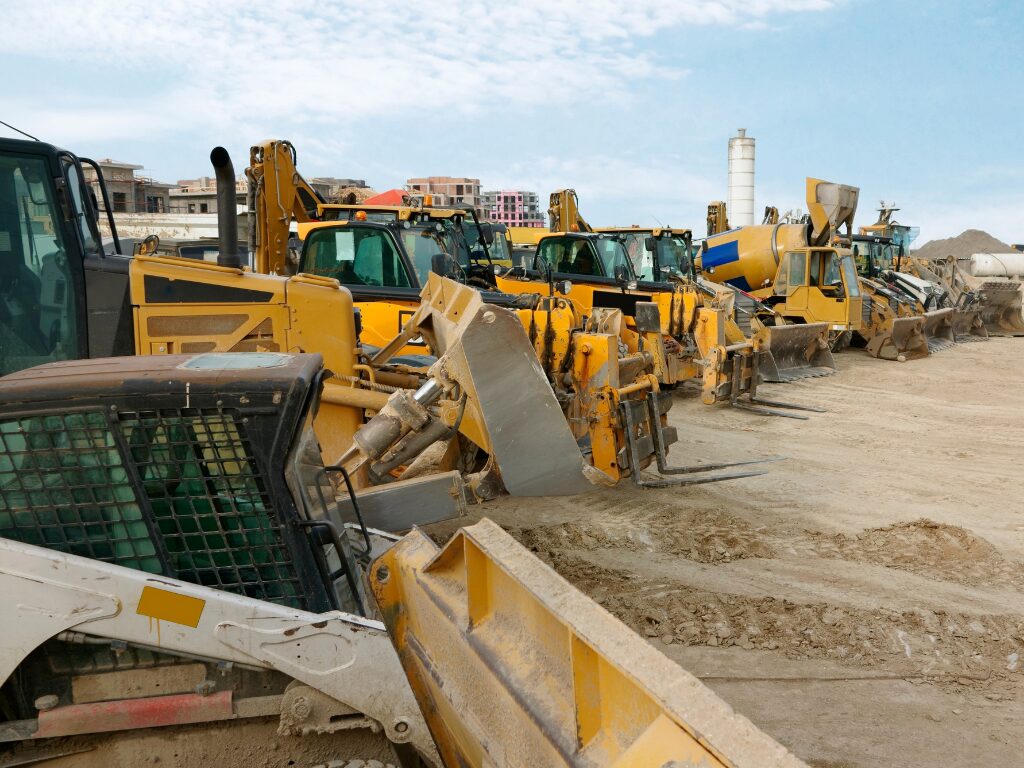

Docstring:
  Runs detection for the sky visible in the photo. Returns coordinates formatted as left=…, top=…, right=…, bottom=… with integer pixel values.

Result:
left=1, top=0, right=1021, bottom=245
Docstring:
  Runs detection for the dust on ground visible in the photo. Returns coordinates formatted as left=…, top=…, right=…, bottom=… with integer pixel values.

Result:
left=430, top=336, right=1024, bottom=768
left=912, top=228, right=1013, bottom=260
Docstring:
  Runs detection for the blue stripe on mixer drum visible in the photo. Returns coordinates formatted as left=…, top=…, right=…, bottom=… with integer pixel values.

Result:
left=702, top=240, right=740, bottom=268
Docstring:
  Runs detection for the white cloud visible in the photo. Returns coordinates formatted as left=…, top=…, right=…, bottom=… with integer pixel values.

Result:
left=0, top=0, right=837, bottom=144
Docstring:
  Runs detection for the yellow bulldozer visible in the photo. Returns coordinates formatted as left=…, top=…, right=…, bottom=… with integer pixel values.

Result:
left=701, top=178, right=954, bottom=362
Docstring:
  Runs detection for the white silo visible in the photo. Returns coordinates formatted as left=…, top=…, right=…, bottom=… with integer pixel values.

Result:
left=727, top=129, right=755, bottom=227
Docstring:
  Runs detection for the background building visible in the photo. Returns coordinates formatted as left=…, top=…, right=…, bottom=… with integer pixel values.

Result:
left=406, top=176, right=482, bottom=214
left=169, top=175, right=247, bottom=214
left=83, top=160, right=172, bottom=214
left=481, top=189, right=545, bottom=227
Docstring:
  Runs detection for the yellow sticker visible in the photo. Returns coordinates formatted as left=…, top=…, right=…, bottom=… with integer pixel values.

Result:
left=136, top=586, right=205, bottom=628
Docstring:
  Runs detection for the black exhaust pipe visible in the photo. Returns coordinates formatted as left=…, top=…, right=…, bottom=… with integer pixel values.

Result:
left=210, top=146, right=240, bottom=268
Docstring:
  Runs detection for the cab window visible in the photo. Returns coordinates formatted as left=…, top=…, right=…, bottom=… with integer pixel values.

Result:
left=537, top=237, right=601, bottom=276
left=0, top=153, right=82, bottom=375
left=775, top=251, right=805, bottom=295
left=302, top=226, right=411, bottom=288
left=594, top=236, right=631, bottom=277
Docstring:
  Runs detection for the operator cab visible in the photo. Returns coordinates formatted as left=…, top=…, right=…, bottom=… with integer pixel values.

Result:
left=533, top=232, right=635, bottom=285
left=599, top=228, right=695, bottom=283
left=0, top=139, right=133, bottom=377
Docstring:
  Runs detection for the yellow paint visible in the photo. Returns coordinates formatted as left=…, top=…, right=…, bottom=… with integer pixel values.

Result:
left=137, top=586, right=205, bottom=628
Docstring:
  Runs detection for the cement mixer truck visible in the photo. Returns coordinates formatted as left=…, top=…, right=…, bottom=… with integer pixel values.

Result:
left=701, top=179, right=948, bottom=361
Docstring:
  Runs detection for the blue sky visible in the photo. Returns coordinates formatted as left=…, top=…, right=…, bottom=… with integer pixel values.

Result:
left=1, top=0, right=1020, bottom=244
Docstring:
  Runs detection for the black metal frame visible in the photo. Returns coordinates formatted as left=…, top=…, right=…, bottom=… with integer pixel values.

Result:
left=618, top=392, right=784, bottom=489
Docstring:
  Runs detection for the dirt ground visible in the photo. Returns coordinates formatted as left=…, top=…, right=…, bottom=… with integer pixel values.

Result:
left=431, top=336, right=1024, bottom=768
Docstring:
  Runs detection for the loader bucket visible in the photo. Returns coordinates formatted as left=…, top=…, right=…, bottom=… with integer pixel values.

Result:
left=757, top=322, right=837, bottom=382
left=865, top=315, right=929, bottom=361
left=950, top=308, right=988, bottom=342
left=920, top=307, right=956, bottom=352
left=976, top=282, right=1024, bottom=336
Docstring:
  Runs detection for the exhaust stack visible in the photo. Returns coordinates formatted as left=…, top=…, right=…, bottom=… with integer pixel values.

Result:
left=210, top=146, right=241, bottom=268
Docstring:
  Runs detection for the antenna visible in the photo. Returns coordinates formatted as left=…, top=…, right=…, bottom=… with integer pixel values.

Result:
left=0, top=118, right=40, bottom=141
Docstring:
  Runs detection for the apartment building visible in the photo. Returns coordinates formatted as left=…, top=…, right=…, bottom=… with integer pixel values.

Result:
left=481, top=189, right=545, bottom=227
left=405, top=176, right=482, bottom=214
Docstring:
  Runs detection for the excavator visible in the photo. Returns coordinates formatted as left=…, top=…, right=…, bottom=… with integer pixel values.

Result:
left=493, top=190, right=831, bottom=418
left=0, top=351, right=809, bottom=767
left=702, top=179, right=956, bottom=361
left=2, top=136, right=631, bottom=506
left=240, top=140, right=772, bottom=486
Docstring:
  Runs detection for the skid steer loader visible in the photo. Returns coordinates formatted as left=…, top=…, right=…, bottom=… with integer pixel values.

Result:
left=0, top=352, right=806, bottom=768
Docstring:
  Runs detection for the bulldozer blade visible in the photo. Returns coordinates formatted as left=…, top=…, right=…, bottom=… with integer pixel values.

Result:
left=446, top=300, right=594, bottom=497
left=865, top=315, right=929, bottom=361
left=757, top=322, right=838, bottom=383
left=921, top=307, right=957, bottom=353
left=950, top=308, right=989, bottom=342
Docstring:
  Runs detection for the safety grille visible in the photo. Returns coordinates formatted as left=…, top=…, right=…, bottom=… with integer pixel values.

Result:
left=0, top=408, right=308, bottom=609
left=862, top=295, right=874, bottom=327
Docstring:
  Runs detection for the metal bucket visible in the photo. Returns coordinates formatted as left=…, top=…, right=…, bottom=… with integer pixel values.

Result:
left=757, top=322, right=838, bottom=382
left=865, top=316, right=929, bottom=361
left=920, top=308, right=956, bottom=353
left=950, top=308, right=988, bottom=342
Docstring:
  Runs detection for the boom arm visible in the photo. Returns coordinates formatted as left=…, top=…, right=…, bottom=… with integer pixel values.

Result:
left=246, top=140, right=326, bottom=274
left=549, top=189, right=592, bottom=232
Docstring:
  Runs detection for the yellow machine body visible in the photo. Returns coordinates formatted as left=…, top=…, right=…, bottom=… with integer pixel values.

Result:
left=130, top=255, right=363, bottom=463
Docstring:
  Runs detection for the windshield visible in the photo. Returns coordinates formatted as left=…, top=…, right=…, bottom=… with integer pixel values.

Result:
left=617, top=232, right=692, bottom=280
left=593, top=236, right=632, bottom=277
left=301, top=225, right=412, bottom=288
left=490, top=228, right=512, bottom=263
left=537, top=235, right=632, bottom=279
left=399, top=222, right=468, bottom=284
left=840, top=255, right=861, bottom=297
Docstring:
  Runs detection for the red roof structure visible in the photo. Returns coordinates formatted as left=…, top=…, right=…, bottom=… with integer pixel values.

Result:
left=361, top=189, right=407, bottom=206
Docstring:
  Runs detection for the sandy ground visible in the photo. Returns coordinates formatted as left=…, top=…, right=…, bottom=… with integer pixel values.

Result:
left=431, top=336, right=1024, bottom=768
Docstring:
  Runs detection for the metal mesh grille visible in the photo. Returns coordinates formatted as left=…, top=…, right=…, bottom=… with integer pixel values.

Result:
left=116, top=408, right=304, bottom=608
left=0, top=407, right=307, bottom=609
left=0, top=411, right=160, bottom=572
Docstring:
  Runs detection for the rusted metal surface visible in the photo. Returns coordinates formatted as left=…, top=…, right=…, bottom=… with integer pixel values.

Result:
left=32, top=691, right=234, bottom=738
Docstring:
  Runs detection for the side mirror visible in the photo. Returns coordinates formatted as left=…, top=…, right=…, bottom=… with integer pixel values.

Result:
left=479, top=223, right=495, bottom=245
left=431, top=252, right=458, bottom=278
left=614, top=263, right=629, bottom=284
left=644, top=236, right=658, bottom=253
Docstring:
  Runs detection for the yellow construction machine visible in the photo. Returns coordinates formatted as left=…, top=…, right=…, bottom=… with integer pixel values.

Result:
left=701, top=178, right=955, bottom=361
left=0, top=352, right=808, bottom=767
left=2, top=137, right=642, bottom=504
left=859, top=203, right=1010, bottom=339
left=242, top=141, right=774, bottom=485
left=493, top=191, right=828, bottom=418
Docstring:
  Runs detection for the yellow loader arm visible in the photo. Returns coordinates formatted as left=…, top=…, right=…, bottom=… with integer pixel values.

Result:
left=371, top=519, right=807, bottom=768
left=549, top=188, right=593, bottom=232
left=246, top=139, right=326, bottom=275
